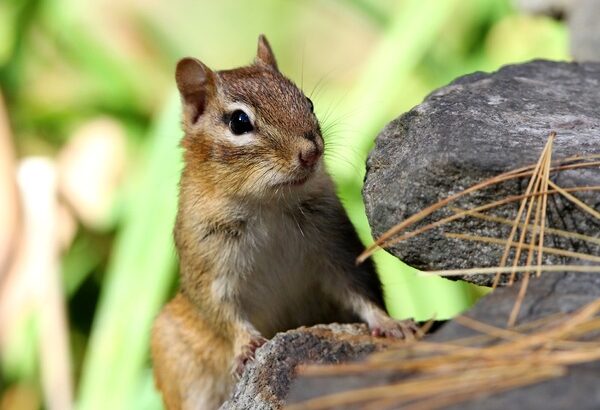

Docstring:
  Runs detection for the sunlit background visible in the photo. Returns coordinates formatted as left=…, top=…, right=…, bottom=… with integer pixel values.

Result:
left=0, top=0, right=568, bottom=409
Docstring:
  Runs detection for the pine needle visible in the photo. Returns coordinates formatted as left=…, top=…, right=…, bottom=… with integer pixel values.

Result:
left=547, top=180, right=600, bottom=220
left=444, top=233, right=600, bottom=263
left=496, top=133, right=553, bottom=288
left=447, top=208, right=600, bottom=247
left=421, top=264, right=600, bottom=277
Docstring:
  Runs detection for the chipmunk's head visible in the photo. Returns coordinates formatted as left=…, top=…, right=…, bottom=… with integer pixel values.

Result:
left=176, top=35, right=324, bottom=200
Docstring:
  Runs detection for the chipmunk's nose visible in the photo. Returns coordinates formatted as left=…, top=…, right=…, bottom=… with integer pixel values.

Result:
left=298, top=146, right=321, bottom=168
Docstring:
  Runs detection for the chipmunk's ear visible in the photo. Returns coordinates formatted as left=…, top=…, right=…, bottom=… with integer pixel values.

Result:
left=175, top=57, right=216, bottom=125
left=256, top=34, right=278, bottom=71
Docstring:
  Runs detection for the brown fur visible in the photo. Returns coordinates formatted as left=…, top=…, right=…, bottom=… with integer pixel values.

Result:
left=151, top=35, right=416, bottom=410
left=152, top=293, right=233, bottom=409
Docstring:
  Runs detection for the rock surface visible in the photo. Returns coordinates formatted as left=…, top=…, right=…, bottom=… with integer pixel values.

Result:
left=220, top=324, right=391, bottom=410
left=363, top=60, right=600, bottom=287
left=287, top=269, right=600, bottom=409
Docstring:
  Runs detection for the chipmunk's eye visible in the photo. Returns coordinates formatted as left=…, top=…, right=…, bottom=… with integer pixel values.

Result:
left=229, top=109, right=254, bottom=135
left=306, top=97, right=314, bottom=113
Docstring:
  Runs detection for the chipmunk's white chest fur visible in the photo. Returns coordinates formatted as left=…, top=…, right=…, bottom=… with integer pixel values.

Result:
left=210, top=202, right=327, bottom=336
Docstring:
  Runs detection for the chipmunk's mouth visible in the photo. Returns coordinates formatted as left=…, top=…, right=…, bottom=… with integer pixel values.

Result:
left=276, top=172, right=312, bottom=188
left=273, top=161, right=320, bottom=188
left=288, top=175, right=310, bottom=186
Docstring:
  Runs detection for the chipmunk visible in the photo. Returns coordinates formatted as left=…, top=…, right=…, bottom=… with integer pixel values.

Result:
left=150, top=35, right=417, bottom=410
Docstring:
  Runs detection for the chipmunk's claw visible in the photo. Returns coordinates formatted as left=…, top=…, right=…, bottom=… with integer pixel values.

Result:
left=233, top=336, right=267, bottom=377
left=370, top=318, right=419, bottom=340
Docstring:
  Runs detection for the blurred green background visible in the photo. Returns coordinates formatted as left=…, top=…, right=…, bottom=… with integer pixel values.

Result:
left=0, top=0, right=568, bottom=409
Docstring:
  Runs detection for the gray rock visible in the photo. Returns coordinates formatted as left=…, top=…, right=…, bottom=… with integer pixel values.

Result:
left=287, top=270, right=600, bottom=409
left=220, top=323, right=390, bottom=410
left=363, top=60, right=600, bottom=287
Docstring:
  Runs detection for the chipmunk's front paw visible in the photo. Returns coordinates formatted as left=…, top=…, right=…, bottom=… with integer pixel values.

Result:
left=233, top=336, right=267, bottom=377
left=370, top=318, right=419, bottom=340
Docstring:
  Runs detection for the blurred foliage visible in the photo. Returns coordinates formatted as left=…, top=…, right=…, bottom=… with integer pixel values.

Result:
left=0, top=0, right=568, bottom=409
